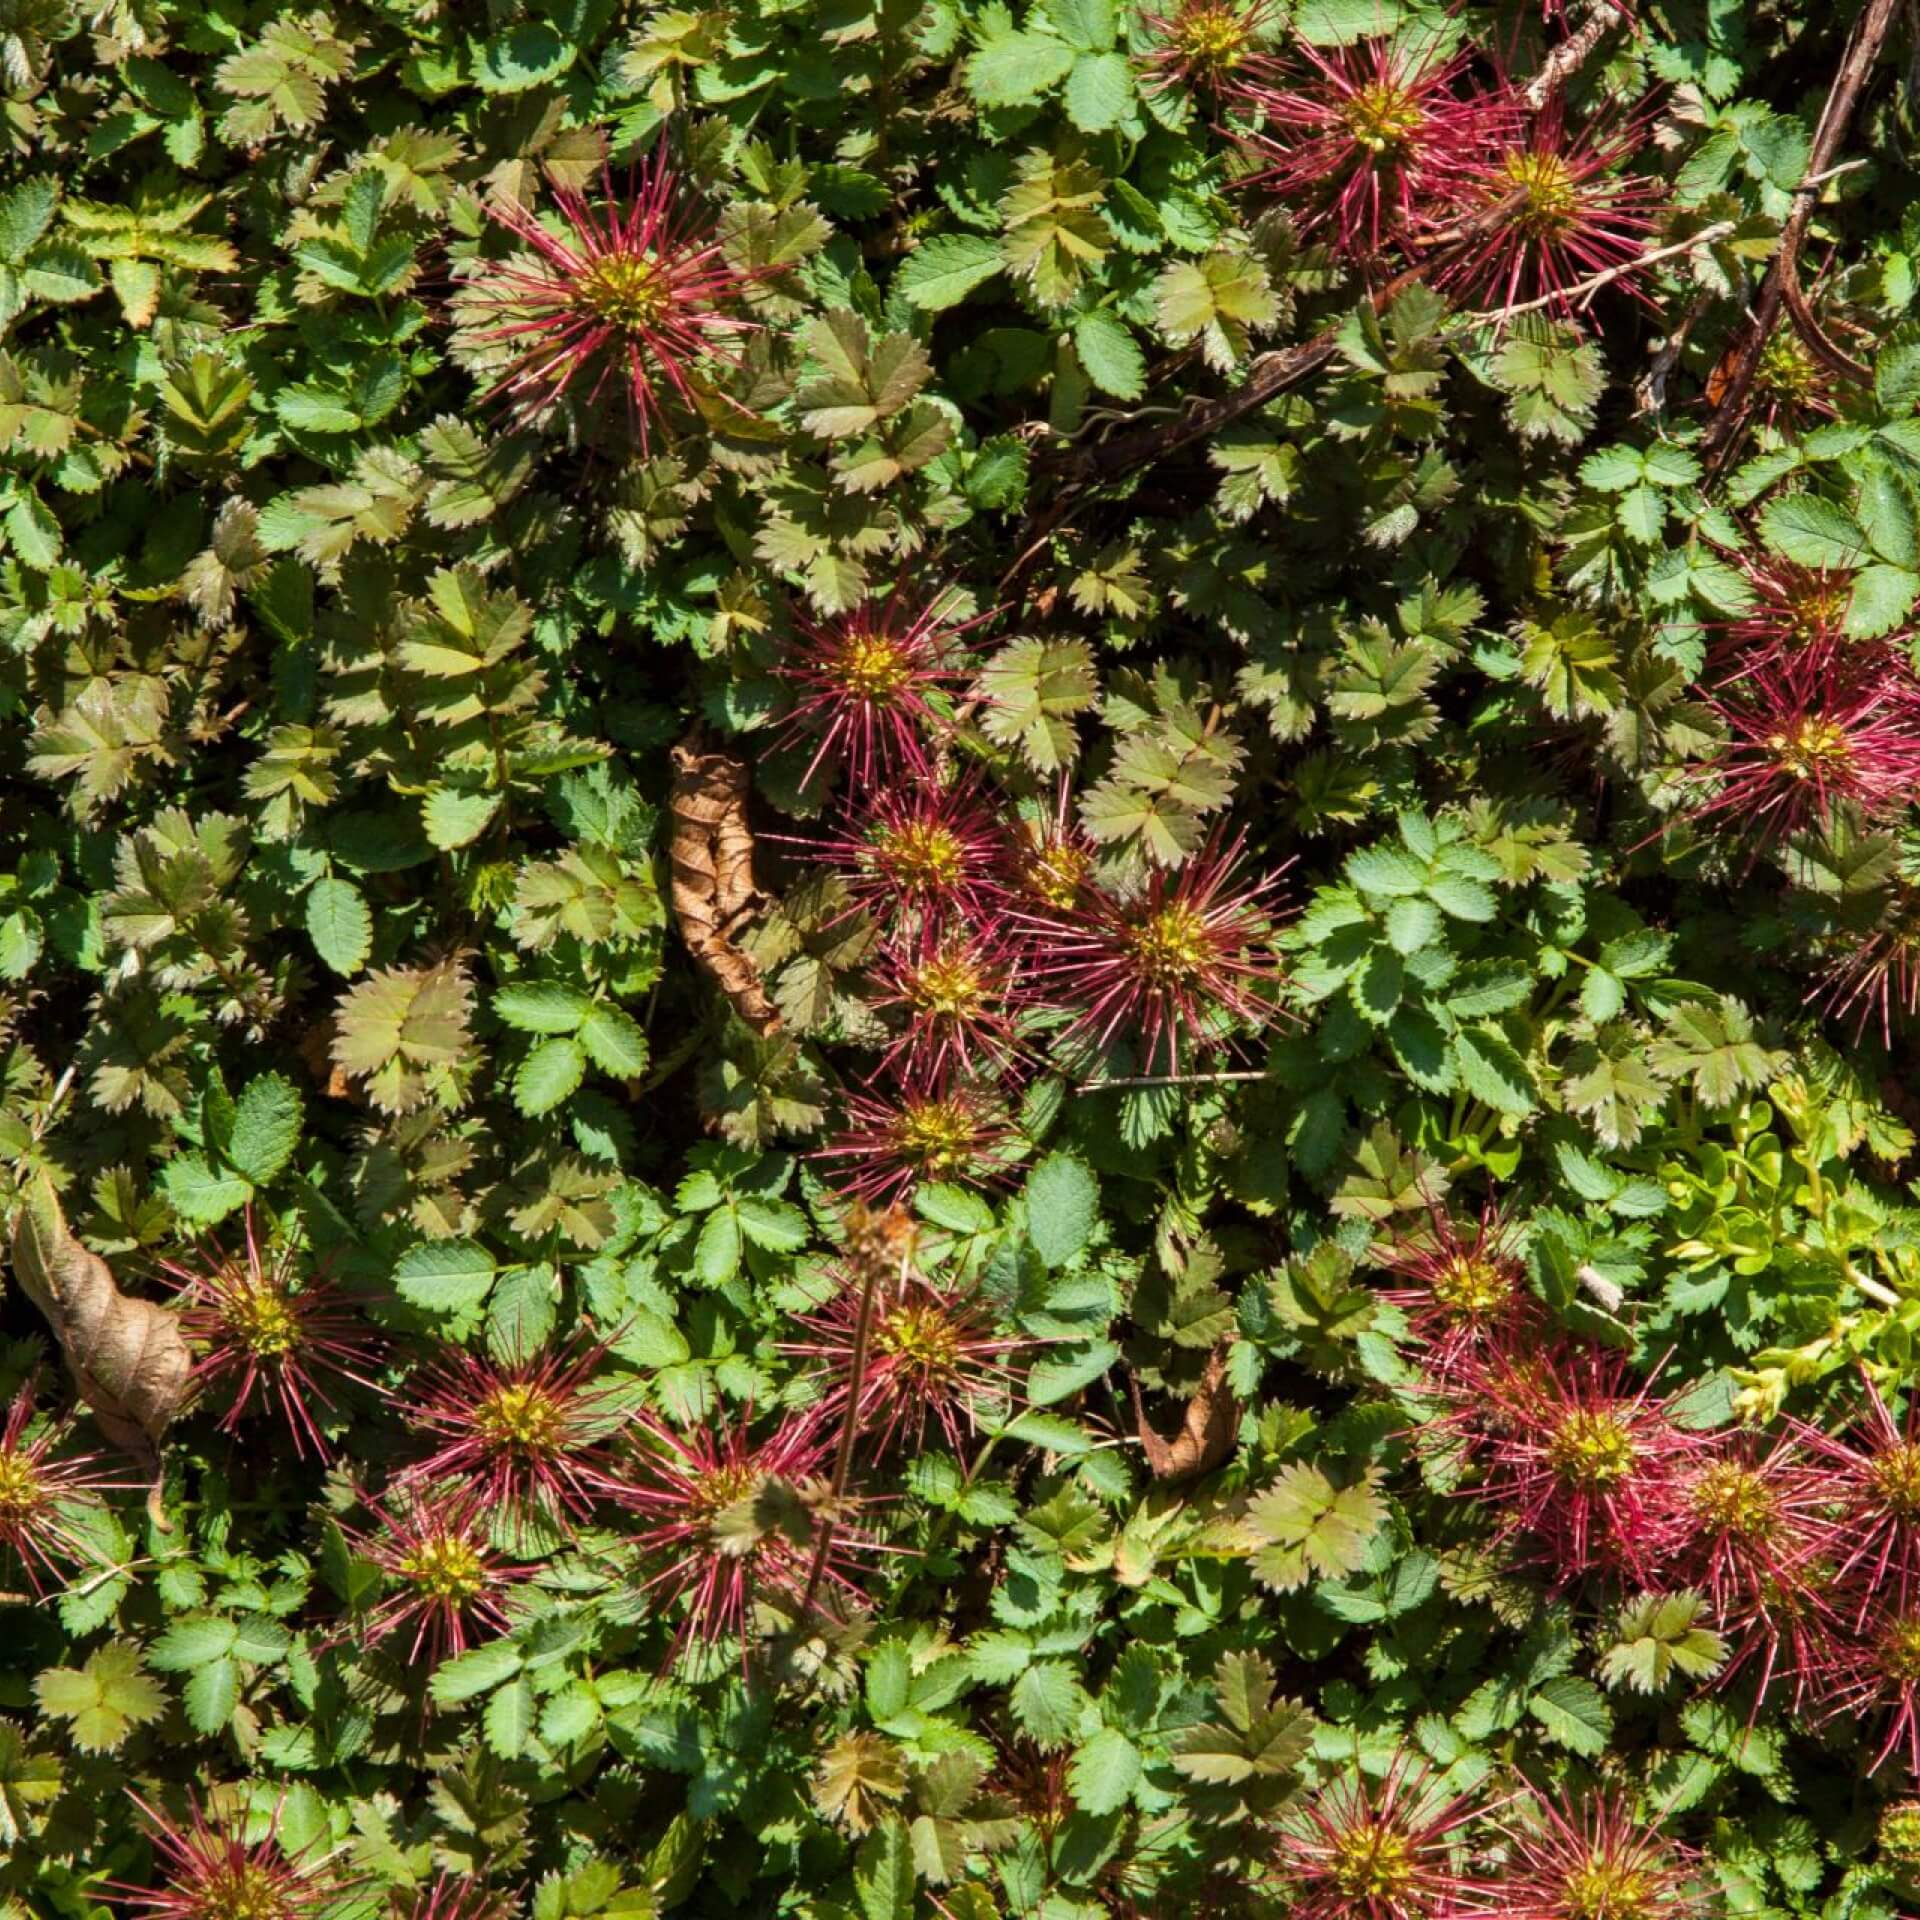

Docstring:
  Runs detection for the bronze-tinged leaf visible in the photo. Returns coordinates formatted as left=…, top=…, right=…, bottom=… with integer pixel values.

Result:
left=10, top=1180, right=191, bottom=1464
left=668, top=730, right=781, bottom=1035
left=1130, top=1344, right=1238, bottom=1482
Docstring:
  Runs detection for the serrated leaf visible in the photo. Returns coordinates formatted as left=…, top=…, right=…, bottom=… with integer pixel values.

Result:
left=33, top=1642, right=165, bottom=1754
left=1245, top=1463, right=1384, bottom=1591
left=227, top=1072, right=302, bottom=1185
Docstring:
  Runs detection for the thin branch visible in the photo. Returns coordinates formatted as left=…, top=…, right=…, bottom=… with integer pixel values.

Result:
left=1703, top=0, right=1901, bottom=468
left=1470, top=222, right=1736, bottom=325
left=1076, top=1068, right=1275, bottom=1090
left=1523, top=0, right=1632, bottom=110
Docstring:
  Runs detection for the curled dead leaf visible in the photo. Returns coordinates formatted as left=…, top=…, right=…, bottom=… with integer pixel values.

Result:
left=669, top=729, right=782, bottom=1036
left=10, top=1180, right=192, bottom=1468
left=1132, top=1344, right=1239, bottom=1483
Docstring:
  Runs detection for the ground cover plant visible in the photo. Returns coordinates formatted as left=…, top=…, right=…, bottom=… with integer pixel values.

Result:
left=10, top=0, right=1920, bottom=1914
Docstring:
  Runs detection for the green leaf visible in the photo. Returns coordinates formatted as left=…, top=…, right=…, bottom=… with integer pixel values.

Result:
left=1529, top=1675, right=1614, bottom=1757
left=1453, top=1027, right=1538, bottom=1115
left=393, top=1239, right=497, bottom=1316
left=494, top=983, right=592, bottom=1034
left=1072, top=310, right=1146, bottom=400
left=515, top=1036, right=587, bottom=1115
left=1601, top=1592, right=1726, bottom=1693
left=307, top=876, right=372, bottom=974
left=473, top=21, right=575, bottom=91
left=1245, top=1464, right=1384, bottom=1591
left=896, top=235, right=1005, bottom=311
left=157, top=1152, right=251, bottom=1226
left=33, top=1642, right=166, bottom=1754
left=182, top=1659, right=239, bottom=1737
left=484, top=1676, right=537, bottom=1758
left=579, top=1004, right=648, bottom=1078
left=227, top=1072, right=303, bottom=1185
left=1760, top=492, right=1868, bottom=570
left=1067, top=1727, right=1142, bottom=1814
left=966, top=32, right=1075, bottom=107
left=1024, top=1151, right=1099, bottom=1267
left=1063, top=51, right=1133, bottom=131
left=854, top=1819, right=915, bottom=1920
left=431, top=1639, right=524, bottom=1705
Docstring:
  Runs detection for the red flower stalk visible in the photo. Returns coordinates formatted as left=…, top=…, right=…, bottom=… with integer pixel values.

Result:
left=118, top=1794, right=342, bottom=1920
left=1665, top=1432, right=1834, bottom=1709
left=1817, top=884, right=1920, bottom=1045
left=1685, top=651, right=1920, bottom=848
left=1703, top=552, right=1868, bottom=685
left=1457, top=1788, right=1707, bottom=1920
left=867, top=923, right=1029, bottom=1083
left=463, top=150, right=756, bottom=448
left=782, top=1262, right=1031, bottom=1455
left=1436, top=98, right=1660, bottom=317
left=1437, top=1343, right=1710, bottom=1588
left=798, top=775, right=1007, bottom=925
left=1269, top=1758, right=1494, bottom=1920
left=336, top=1484, right=536, bottom=1666
left=1238, top=37, right=1509, bottom=259
left=1012, top=830, right=1287, bottom=1076
left=163, top=1212, right=381, bottom=1461
left=609, top=1409, right=875, bottom=1648
left=771, top=587, right=981, bottom=792
left=1137, top=0, right=1282, bottom=100
left=1373, top=1192, right=1538, bottom=1383
left=1808, top=1595, right=1920, bottom=1776
left=0, top=1375, right=129, bottom=1594
left=398, top=1335, right=628, bottom=1529
left=1791, top=1371, right=1920, bottom=1624
left=814, top=1073, right=1020, bottom=1205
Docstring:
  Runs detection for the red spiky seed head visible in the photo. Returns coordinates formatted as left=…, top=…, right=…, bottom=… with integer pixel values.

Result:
left=1137, top=0, right=1282, bottom=99
left=0, top=1375, right=129, bottom=1593
left=1437, top=99, right=1660, bottom=317
left=771, top=587, right=980, bottom=792
left=1270, top=1758, right=1493, bottom=1920
left=1790, top=1370, right=1920, bottom=1623
left=796, top=775, right=1007, bottom=925
left=458, top=150, right=757, bottom=449
left=163, top=1211, right=381, bottom=1461
left=1666, top=1432, right=1833, bottom=1708
left=782, top=1262, right=1031, bottom=1456
left=1807, top=1596, right=1920, bottom=1776
left=398, top=1334, right=627, bottom=1530
left=867, top=924, right=1028, bottom=1083
left=1685, top=652, right=1920, bottom=849
left=1817, top=882, right=1920, bottom=1045
left=1458, top=1788, right=1708, bottom=1920
left=337, top=1484, right=535, bottom=1667
left=1238, top=38, right=1511, bottom=259
left=1014, top=830, right=1286, bottom=1075
left=1374, top=1193, right=1537, bottom=1381
left=1704, top=552, right=1867, bottom=685
left=815, top=1074, right=1020, bottom=1205
left=1437, top=1343, right=1710, bottom=1588
left=118, top=1794, right=342, bottom=1920
left=396, top=1877, right=510, bottom=1920
left=609, top=1409, right=874, bottom=1651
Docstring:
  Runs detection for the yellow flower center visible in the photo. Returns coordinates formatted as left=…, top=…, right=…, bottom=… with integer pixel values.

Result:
left=1546, top=1410, right=1638, bottom=1490
left=905, top=949, right=986, bottom=1019
left=1755, top=331, right=1821, bottom=408
left=1766, top=716, right=1853, bottom=779
left=878, top=1299, right=965, bottom=1376
left=1688, top=1461, right=1778, bottom=1540
left=896, top=1097, right=981, bottom=1172
left=834, top=631, right=913, bottom=702
left=1170, top=1, right=1250, bottom=71
left=1427, top=1253, right=1515, bottom=1321
left=1886, top=1616, right=1920, bottom=1683
left=1871, top=1442, right=1920, bottom=1516
left=1781, top=582, right=1849, bottom=643
left=1880, top=1801, right=1920, bottom=1865
left=687, top=1461, right=760, bottom=1529
left=189, top=1859, right=299, bottom=1920
left=870, top=823, right=966, bottom=892
left=475, top=1383, right=567, bottom=1453
left=220, top=1278, right=302, bottom=1358
left=1126, top=901, right=1213, bottom=988
left=1022, top=840, right=1090, bottom=910
left=1500, top=149, right=1583, bottom=239
left=574, top=250, right=671, bottom=332
left=1562, top=1855, right=1660, bottom=1920
left=0, top=1447, right=47, bottom=1524
left=396, top=1532, right=490, bottom=1606
left=1340, top=81, right=1426, bottom=156
left=1328, top=1821, right=1416, bottom=1901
